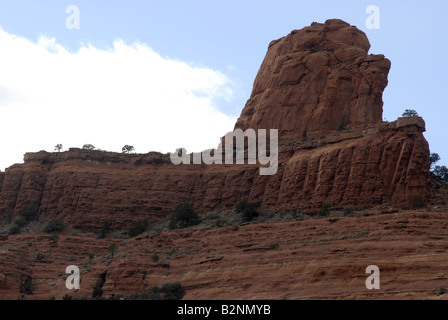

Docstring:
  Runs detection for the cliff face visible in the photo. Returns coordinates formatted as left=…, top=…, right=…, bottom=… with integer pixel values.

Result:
left=0, top=118, right=430, bottom=231
left=0, top=19, right=431, bottom=231
left=235, top=19, right=391, bottom=140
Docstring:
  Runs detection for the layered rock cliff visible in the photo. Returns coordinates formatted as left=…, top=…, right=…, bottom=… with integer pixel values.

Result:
left=3, top=210, right=448, bottom=300
left=0, top=19, right=431, bottom=231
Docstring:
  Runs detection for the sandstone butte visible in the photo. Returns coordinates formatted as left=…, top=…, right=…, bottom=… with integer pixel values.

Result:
left=0, top=19, right=446, bottom=301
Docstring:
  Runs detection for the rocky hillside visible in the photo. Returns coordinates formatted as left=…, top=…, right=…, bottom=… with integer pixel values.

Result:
left=1, top=206, right=448, bottom=300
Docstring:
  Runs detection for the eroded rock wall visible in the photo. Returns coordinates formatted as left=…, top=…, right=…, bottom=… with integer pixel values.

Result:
left=235, top=19, right=391, bottom=140
left=0, top=20, right=431, bottom=231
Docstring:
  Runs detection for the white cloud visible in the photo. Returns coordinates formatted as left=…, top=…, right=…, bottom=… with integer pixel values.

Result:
left=0, top=27, right=237, bottom=170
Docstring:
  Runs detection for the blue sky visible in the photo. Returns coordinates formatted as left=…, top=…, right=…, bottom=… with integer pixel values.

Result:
left=0, top=0, right=447, bottom=170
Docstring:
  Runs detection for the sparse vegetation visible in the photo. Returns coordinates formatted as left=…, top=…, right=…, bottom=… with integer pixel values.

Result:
left=291, top=209, right=310, bottom=221
left=151, top=254, right=159, bottom=262
left=9, top=224, right=21, bottom=235
left=82, top=144, right=95, bottom=150
left=128, top=219, right=149, bottom=237
left=122, top=145, right=135, bottom=154
left=411, top=196, right=424, bottom=209
left=20, top=276, right=35, bottom=295
left=434, top=165, right=448, bottom=182
left=34, top=253, right=45, bottom=261
left=8, top=206, right=39, bottom=234
left=236, top=199, right=261, bottom=222
left=429, top=152, right=447, bottom=183
left=435, top=286, right=447, bottom=296
left=317, top=202, right=332, bottom=217
left=13, top=216, right=28, bottom=228
left=430, top=153, right=441, bottom=169
left=342, top=205, right=355, bottom=216
left=17, top=206, right=39, bottom=222
left=214, top=218, right=226, bottom=228
left=169, top=200, right=200, bottom=230
left=122, top=282, right=185, bottom=300
left=43, top=218, right=66, bottom=234
left=54, top=144, right=63, bottom=152
left=108, top=243, right=117, bottom=258
left=402, top=109, right=418, bottom=117
left=160, top=282, right=186, bottom=300
left=97, top=220, right=111, bottom=239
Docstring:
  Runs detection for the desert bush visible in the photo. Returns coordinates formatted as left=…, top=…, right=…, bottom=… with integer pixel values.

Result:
left=43, top=218, right=66, bottom=233
left=435, top=287, right=447, bottom=296
left=291, top=209, right=310, bottom=221
left=13, top=216, right=28, bottom=228
left=20, top=276, right=35, bottom=295
left=9, top=224, right=21, bottom=235
left=169, top=201, right=200, bottom=230
left=34, top=253, right=45, bottom=261
left=130, top=286, right=162, bottom=300
left=430, top=153, right=441, bottom=169
left=9, top=205, right=39, bottom=232
left=146, top=286, right=162, bottom=300
left=411, top=196, right=424, bottom=209
left=128, top=219, right=149, bottom=237
left=161, top=282, right=186, bottom=300
left=108, top=243, right=117, bottom=258
left=151, top=254, right=159, bottom=262
left=343, top=205, right=355, bottom=216
left=127, top=282, right=185, bottom=300
left=49, top=234, right=59, bottom=243
left=317, top=202, right=332, bottom=217
left=17, top=206, right=39, bottom=222
left=214, top=218, right=226, bottom=228
left=97, top=220, right=111, bottom=239
left=82, top=144, right=95, bottom=150
left=402, top=109, right=418, bottom=117
left=236, top=199, right=261, bottom=222
left=122, top=145, right=135, bottom=154
left=434, top=165, right=448, bottom=182
left=431, top=198, right=446, bottom=206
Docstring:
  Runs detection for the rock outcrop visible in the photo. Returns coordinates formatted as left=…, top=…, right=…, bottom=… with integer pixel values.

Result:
left=235, top=19, right=391, bottom=140
left=0, top=19, right=431, bottom=231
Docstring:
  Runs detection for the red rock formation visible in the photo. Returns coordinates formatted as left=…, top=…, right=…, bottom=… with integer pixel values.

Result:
left=0, top=19, right=431, bottom=232
left=0, top=19, right=439, bottom=301
left=235, top=19, right=391, bottom=140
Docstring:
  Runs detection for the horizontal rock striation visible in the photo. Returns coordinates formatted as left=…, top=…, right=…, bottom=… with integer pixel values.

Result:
left=0, top=117, right=430, bottom=231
